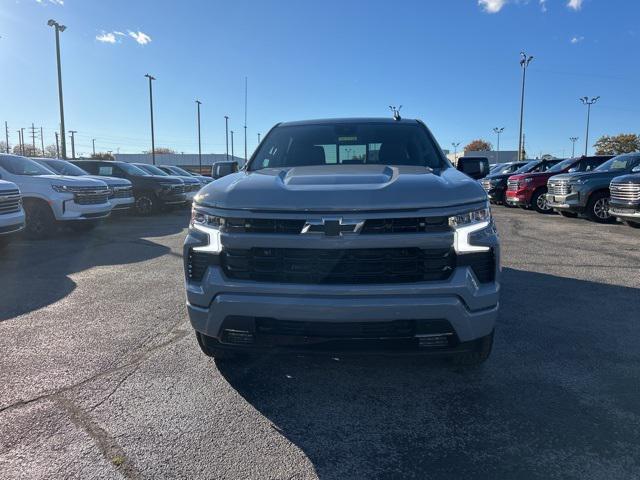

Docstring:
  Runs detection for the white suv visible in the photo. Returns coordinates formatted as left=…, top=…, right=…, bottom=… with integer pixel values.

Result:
left=0, top=154, right=113, bottom=238
left=0, top=179, right=25, bottom=250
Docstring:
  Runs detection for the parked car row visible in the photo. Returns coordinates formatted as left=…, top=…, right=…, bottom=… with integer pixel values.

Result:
left=0, top=154, right=213, bottom=249
left=480, top=153, right=640, bottom=227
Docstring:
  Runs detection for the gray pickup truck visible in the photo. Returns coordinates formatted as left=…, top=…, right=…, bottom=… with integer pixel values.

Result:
left=184, top=118, right=500, bottom=365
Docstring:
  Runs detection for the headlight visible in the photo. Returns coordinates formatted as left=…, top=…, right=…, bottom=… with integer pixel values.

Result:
left=449, top=205, right=492, bottom=253
left=190, top=208, right=223, bottom=253
left=160, top=182, right=175, bottom=191
left=51, top=184, right=71, bottom=193
left=570, top=178, right=588, bottom=185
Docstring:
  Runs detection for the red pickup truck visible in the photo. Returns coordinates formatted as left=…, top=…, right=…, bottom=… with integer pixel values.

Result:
left=506, top=156, right=612, bottom=213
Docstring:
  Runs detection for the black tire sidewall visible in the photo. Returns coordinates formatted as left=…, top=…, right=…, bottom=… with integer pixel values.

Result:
left=587, top=192, right=613, bottom=223
left=24, top=202, right=55, bottom=239
left=135, top=193, right=156, bottom=216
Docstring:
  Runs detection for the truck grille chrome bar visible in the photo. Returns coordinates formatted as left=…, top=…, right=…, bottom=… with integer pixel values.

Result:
left=610, top=182, right=640, bottom=202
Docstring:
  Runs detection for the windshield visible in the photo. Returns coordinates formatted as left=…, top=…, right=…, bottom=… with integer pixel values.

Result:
left=594, top=155, right=640, bottom=172
left=167, top=166, right=193, bottom=176
left=41, top=159, right=89, bottom=176
left=0, top=156, right=56, bottom=176
left=547, top=158, right=577, bottom=173
left=138, top=164, right=168, bottom=176
left=249, top=122, right=445, bottom=170
left=118, top=162, right=149, bottom=176
left=491, top=163, right=521, bottom=175
left=514, top=161, right=539, bottom=174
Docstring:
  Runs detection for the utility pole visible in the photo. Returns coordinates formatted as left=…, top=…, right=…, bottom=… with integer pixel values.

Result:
left=518, top=51, right=534, bottom=161
left=580, top=97, right=599, bottom=156
left=195, top=100, right=202, bottom=174
left=493, top=127, right=504, bottom=164
left=451, top=142, right=460, bottom=164
left=48, top=20, right=67, bottom=159
left=17, top=130, right=22, bottom=155
left=145, top=74, right=156, bottom=165
left=569, top=137, right=579, bottom=158
left=4, top=122, right=9, bottom=153
left=30, top=123, right=37, bottom=153
left=69, top=130, right=77, bottom=159
left=40, top=127, right=45, bottom=156
left=244, top=76, right=248, bottom=163
left=257, top=133, right=261, bottom=144
left=224, top=115, right=229, bottom=161
left=92, top=138, right=96, bottom=156
left=55, top=132, right=60, bottom=158
left=20, top=128, right=25, bottom=155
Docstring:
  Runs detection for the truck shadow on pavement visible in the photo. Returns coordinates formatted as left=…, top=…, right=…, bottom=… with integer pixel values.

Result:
left=0, top=211, right=188, bottom=322
left=217, top=267, right=640, bottom=479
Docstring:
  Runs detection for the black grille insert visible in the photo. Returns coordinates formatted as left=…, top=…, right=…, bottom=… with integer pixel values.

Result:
left=222, top=247, right=455, bottom=284
left=458, top=251, right=495, bottom=283
left=187, top=249, right=219, bottom=281
left=256, top=318, right=416, bottom=338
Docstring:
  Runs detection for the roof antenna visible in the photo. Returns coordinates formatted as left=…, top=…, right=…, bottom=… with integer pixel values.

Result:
left=389, top=105, right=402, bottom=121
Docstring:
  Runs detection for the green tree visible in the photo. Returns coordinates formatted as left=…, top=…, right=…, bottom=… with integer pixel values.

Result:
left=91, top=152, right=115, bottom=160
left=143, top=147, right=176, bottom=155
left=464, top=139, right=492, bottom=152
left=593, top=134, right=640, bottom=155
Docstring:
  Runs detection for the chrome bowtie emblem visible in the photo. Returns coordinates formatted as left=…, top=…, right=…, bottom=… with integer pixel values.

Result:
left=301, top=218, right=364, bottom=236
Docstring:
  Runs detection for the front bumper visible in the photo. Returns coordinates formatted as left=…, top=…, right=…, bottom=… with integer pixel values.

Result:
left=546, top=191, right=585, bottom=212
left=609, top=202, right=640, bottom=221
left=0, top=209, right=26, bottom=236
left=52, top=195, right=112, bottom=221
left=505, top=190, right=530, bottom=206
left=158, top=192, right=187, bottom=205
left=486, top=187, right=505, bottom=203
left=110, top=196, right=135, bottom=211
left=184, top=227, right=500, bottom=351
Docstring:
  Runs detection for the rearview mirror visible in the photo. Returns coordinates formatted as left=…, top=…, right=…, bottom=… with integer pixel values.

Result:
left=212, top=161, right=238, bottom=179
left=456, top=157, right=490, bottom=180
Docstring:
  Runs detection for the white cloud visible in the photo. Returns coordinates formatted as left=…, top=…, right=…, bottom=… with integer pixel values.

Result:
left=96, top=32, right=117, bottom=44
left=570, top=35, right=584, bottom=44
left=114, top=31, right=126, bottom=36
left=128, top=30, right=152, bottom=45
left=36, top=0, right=64, bottom=5
left=567, top=0, right=583, bottom=10
left=540, top=0, right=548, bottom=12
left=478, top=0, right=508, bottom=13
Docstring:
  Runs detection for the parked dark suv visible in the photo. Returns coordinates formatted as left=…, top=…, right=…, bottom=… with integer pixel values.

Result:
left=72, top=160, right=186, bottom=215
left=546, top=154, right=638, bottom=222
left=480, top=161, right=530, bottom=205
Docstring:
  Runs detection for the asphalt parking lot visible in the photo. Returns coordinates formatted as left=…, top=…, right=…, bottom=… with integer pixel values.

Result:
left=1, top=207, right=640, bottom=480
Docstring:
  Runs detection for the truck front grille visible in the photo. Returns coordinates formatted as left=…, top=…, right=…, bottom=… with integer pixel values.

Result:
left=222, top=247, right=455, bottom=284
left=548, top=180, right=570, bottom=196
left=610, top=182, right=640, bottom=202
left=110, top=186, right=133, bottom=199
left=0, top=189, right=22, bottom=214
left=221, top=216, right=450, bottom=234
left=187, top=183, right=201, bottom=192
left=507, top=179, right=520, bottom=191
left=481, top=179, right=492, bottom=192
left=69, top=185, right=110, bottom=205
left=256, top=318, right=417, bottom=338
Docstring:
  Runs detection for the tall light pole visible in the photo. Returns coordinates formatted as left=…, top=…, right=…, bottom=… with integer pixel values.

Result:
left=257, top=132, right=261, bottom=144
left=48, top=20, right=67, bottom=159
left=69, top=130, right=77, bottom=159
left=144, top=74, right=156, bottom=164
left=230, top=130, right=235, bottom=159
left=92, top=138, right=96, bottom=157
left=569, top=137, right=579, bottom=158
left=451, top=142, right=460, bottom=164
left=493, top=127, right=504, bottom=164
left=518, top=51, right=534, bottom=161
left=224, top=115, right=229, bottom=161
left=55, top=132, right=60, bottom=158
left=580, top=96, right=599, bottom=156
left=195, top=100, right=202, bottom=173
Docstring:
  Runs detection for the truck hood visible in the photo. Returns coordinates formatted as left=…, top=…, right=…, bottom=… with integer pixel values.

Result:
left=0, top=179, right=18, bottom=191
left=551, top=171, right=621, bottom=182
left=509, top=171, right=555, bottom=182
left=609, top=173, right=640, bottom=184
left=36, top=175, right=107, bottom=187
left=195, top=165, right=486, bottom=211
left=83, top=175, right=131, bottom=188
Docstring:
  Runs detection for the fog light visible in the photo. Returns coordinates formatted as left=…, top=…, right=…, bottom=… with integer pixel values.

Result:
left=417, top=333, right=452, bottom=348
left=222, top=329, right=254, bottom=345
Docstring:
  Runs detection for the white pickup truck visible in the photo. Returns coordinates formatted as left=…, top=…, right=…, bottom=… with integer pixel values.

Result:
left=0, top=154, right=113, bottom=238
left=0, top=179, right=25, bottom=250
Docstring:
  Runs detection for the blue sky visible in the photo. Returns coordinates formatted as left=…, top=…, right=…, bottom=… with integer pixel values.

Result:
left=1, top=0, right=638, bottom=158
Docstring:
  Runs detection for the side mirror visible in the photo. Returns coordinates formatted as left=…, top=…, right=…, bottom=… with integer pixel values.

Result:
left=212, top=161, right=238, bottom=179
left=457, top=157, right=490, bottom=180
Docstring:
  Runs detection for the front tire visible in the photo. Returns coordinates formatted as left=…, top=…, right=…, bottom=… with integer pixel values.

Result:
left=532, top=188, right=552, bottom=214
left=24, top=202, right=56, bottom=239
left=134, top=192, right=157, bottom=216
left=451, top=331, right=494, bottom=367
left=586, top=191, right=614, bottom=223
